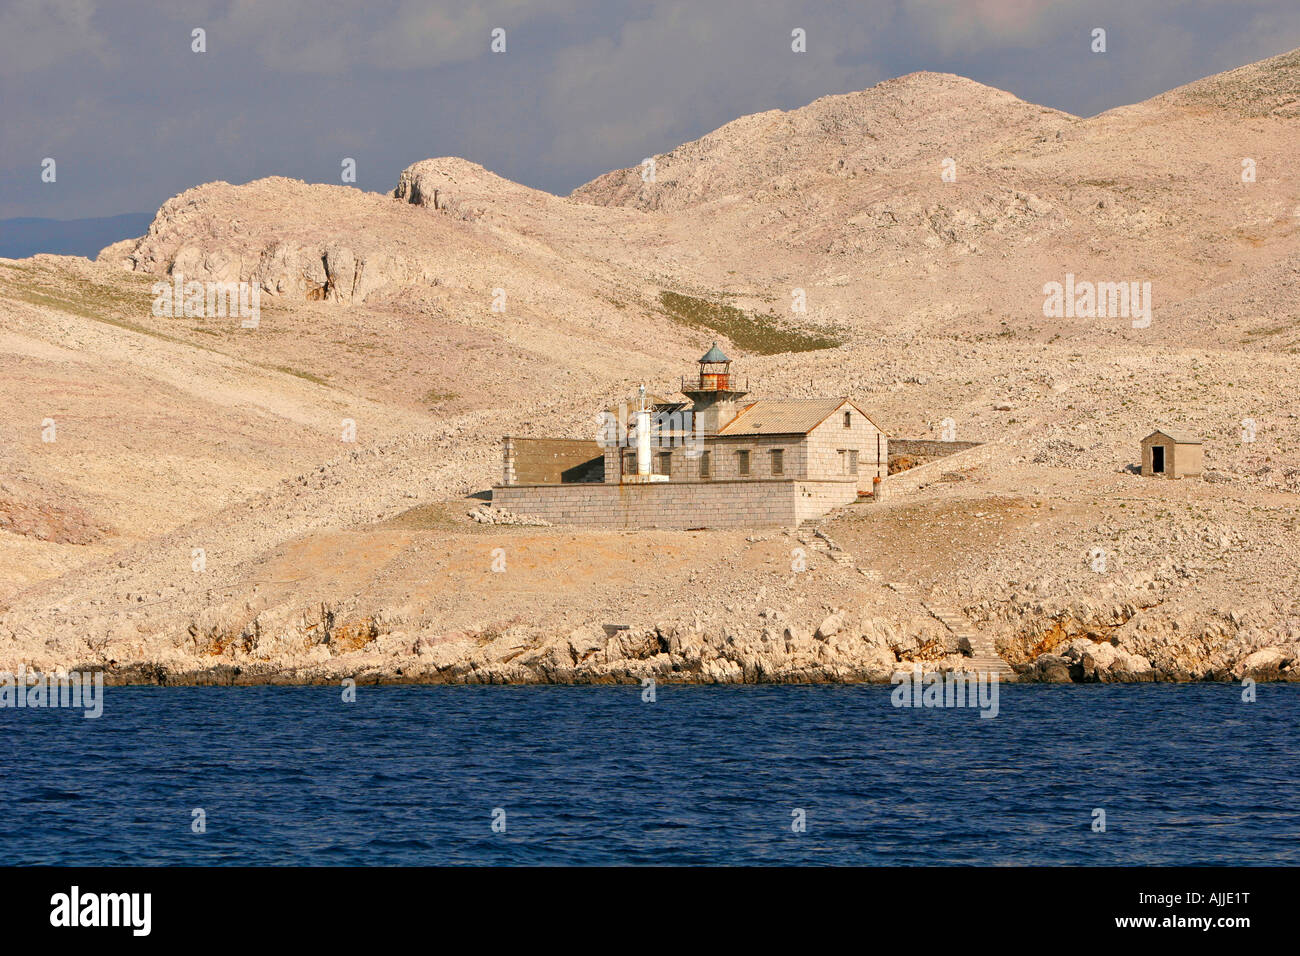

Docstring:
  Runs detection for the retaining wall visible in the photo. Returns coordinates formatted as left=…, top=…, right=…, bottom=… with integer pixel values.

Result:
left=492, top=478, right=859, bottom=528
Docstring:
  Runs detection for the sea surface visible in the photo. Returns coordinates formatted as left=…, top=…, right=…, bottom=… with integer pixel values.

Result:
left=4, top=683, right=1297, bottom=865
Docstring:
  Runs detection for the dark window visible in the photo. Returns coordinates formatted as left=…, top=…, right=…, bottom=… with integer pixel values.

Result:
left=737, top=450, right=750, bottom=476
left=623, top=452, right=636, bottom=475
left=656, top=451, right=672, bottom=475
left=771, top=449, right=784, bottom=476
left=843, top=410, right=852, bottom=428
left=699, top=451, right=711, bottom=479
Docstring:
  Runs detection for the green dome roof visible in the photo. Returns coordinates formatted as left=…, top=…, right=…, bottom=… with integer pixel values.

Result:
left=699, top=343, right=729, bottom=364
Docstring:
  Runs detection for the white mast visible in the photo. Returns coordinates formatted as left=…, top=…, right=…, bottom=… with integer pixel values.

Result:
left=635, top=384, right=651, bottom=477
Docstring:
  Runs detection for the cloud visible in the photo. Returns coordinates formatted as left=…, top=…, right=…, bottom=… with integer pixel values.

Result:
left=540, top=1, right=885, bottom=174
left=0, top=0, right=110, bottom=75
left=902, top=0, right=1060, bottom=49
left=216, top=0, right=586, bottom=74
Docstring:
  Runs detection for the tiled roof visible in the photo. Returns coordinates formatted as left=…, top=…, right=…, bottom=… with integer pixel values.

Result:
left=1145, top=429, right=1202, bottom=444
left=716, top=398, right=855, bottom=436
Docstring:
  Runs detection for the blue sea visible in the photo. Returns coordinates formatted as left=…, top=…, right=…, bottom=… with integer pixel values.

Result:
left=4, top=684, right=1297, bottom=865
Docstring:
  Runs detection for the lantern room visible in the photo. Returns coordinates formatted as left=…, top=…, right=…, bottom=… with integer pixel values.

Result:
left=682, top=343, right=749, bottom=436
left=696, top=342, right=733, bottom=391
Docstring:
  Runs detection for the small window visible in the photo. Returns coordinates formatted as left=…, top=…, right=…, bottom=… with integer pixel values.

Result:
left=771, top=448, right=784, bottom=476
left=849, top=450, right=859, bottom=475
left=656, top=451, right=672, bottom=475
left=624, top=452, right=636, bottom=475
left=843, top=410, right=852, bottom=428
left=737, top=450, right=750, bottom=477
left=699, top=451, right=711, bottom=479
left=838, top=449, right=848, bottom=474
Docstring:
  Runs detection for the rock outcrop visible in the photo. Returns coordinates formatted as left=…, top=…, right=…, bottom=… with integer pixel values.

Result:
left=103, top=178, right=443, bottom=304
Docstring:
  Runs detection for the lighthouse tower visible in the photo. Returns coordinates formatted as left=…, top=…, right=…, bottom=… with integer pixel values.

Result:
left=681, top=343, right=748, bottom=435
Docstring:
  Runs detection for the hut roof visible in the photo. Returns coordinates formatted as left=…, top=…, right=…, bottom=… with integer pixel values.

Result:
left=1144, top=429, right=1202, bottom=445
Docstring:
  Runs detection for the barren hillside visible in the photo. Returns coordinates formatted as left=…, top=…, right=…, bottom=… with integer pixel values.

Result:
left=1, top=48, right=1297, bottom=684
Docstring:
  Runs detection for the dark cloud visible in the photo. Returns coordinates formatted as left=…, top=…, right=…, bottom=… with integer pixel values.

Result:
left=2, top=0, right=1298, bottom=218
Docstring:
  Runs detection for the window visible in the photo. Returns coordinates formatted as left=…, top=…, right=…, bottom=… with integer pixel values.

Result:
left=737, top=450, right=750, bottom=476
left=843, top=410, right=852, bottom=428
left=770, top=448, right=784, bottom=476
left=699, top=451, right=711, bottom=479
left=623, top=452, right=636, bottom=475
left=656, top=451, right=672, bottom=476
left=849, top=450, right=859, bottom=475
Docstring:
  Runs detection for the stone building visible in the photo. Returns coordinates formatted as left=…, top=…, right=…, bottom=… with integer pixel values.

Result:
left=493, top=345, right=888, bottom=528
left=1140, top=429, right=1203, bottom=479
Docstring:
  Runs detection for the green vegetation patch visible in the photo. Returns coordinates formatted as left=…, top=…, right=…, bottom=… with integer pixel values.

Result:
left=1, top=264, right=340, bottom=387
left=658, top=290, right=843, bottom=355
left=268, top=365, right=330, bottom=386
left=0, top=263, right=231, bottom=354
left=422, top=388, right=459, bottom=407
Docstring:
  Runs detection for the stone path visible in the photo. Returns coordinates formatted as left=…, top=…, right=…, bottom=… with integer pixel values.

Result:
left=887, top=582, right=1017, bottom=681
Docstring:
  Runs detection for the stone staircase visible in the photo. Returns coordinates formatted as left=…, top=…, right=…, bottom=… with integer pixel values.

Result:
left=802, top=526, right=856, bottom=568
left=887, top=582, right=1017, bottom=681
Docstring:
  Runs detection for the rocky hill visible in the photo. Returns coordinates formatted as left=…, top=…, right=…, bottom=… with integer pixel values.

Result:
left=571, top=72, right=1071, bottom=211
left=1, top=49, right=1298, bottom=685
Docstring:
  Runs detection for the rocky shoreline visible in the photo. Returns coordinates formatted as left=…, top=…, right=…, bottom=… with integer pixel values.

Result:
left=36, top=611, right=1300, bottom=686
left=7, top=515, right=1298, bottom=689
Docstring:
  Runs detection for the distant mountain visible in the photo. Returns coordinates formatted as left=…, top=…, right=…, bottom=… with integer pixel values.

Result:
left=570, top=71, right=1069, bottom=212
left=0, top=214, right=152, bottom=259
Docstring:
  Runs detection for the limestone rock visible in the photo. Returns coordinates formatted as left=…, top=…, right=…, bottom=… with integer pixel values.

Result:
left=815, top=613, right=844, bottom=641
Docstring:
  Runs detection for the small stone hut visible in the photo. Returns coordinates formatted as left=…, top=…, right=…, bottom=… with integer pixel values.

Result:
left=1141, top=429, right=1203, bottom=479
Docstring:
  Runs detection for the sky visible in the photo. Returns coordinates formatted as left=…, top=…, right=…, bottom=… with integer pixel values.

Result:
left=3, top=0, right=1299, bottom=219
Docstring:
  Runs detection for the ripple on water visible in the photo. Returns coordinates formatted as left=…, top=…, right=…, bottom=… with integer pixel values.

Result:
left=2, top=683, right=1297, bottom=865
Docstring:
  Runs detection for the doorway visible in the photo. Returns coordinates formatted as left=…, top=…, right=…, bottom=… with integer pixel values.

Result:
left=1152, top=445, right=1165, bottom=474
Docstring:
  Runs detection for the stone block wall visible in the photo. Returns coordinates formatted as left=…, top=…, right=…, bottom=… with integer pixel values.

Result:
left=601, top=434, right=795, bottom=483
left=805, top=407, right=888, bottom=491
left=502, top=437, right=605, bottom=486
left=696, top=434, right=802, bottom=481
left=492, top=478, right=859, bottom=528
left=881, top=440, right=1000, bottom=495
left=888, top=439, right=982, bottom=459
left=794, top=480, right=861, bottom=523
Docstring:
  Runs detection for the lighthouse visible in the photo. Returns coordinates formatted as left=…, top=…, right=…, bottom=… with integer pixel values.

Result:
left=681, top=342, right=748, bottom=435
